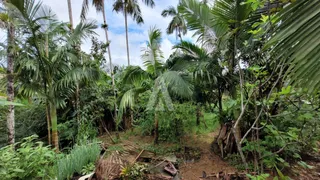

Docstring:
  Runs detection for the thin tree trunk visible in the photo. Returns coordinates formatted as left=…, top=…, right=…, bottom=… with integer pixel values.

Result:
left=7, top=24, right=15, bottom=145
left=196, top=104, right=200, bottom=126
left=124, top=7, right=130, bottom=66
left=67, top=0, right=81, bottom=125
left=46, top=102, right=52, bottom=145
left=45, top=35, right=52, bottom=145
left=67, top=0, right=74, bottom=29
left=102, top=2, right=118, bottom=128
left=154, top=112, right=159, bottom=144
left=178, top=27, right=183, bottom=42
left=253, top=92, right=259, bottom=173
left=102, top=2, right=113, bottom=80
left=50, top=101, right=59, bottom=152
left=218, top=87, right=223, bottom=123
left=129, top=108, right=133, bottom=129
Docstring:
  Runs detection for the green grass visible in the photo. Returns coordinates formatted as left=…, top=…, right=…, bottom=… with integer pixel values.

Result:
left=185, top=112, right=220, bottom=135
left=57, top=143, right=100, bottom=180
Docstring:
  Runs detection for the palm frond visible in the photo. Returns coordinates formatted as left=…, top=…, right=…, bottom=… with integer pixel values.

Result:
left=113, top=0, right=124, bottom=13
left=266, top=0, right=320, bottom=93
left=141, top=0, right=155, bottom=8
left=81, top=0, right=104, bottom=20
left=159, top=71, right=193, bottom=99
left=121, top=66, right=150, bottom=85
left=81, top=0, right=90, bottom=20
left=141, top=26, right=163, bottom=75
left=179, top=0, right=215, bottom=44
left=69, top=20, right=98, bottom=44
left=127, top=1, right=144, bottom=24
left=161, top=6, right=177, bottom=17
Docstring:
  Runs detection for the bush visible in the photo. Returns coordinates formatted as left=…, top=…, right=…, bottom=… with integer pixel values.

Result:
left=120, top=163, right=149, bottom=180
left=158, top=103, right=195, bottom=142
left=0, top=135, right=56, bottom=180
left=0, top=104, right=47, bottom=147
left=57, top=142, right=100, bottom=180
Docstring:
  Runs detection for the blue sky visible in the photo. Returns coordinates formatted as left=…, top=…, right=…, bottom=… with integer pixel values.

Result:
left=39, top=0, right=196, bottom=67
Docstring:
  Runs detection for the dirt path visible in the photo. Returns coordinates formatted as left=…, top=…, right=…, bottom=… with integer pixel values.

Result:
left=99, top=131, right=239, bottom=180
left=179, top=132, right=237, bottom=180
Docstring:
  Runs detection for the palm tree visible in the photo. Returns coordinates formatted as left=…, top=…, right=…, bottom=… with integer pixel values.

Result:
left=13, top=1, right=99, bottom=151
left=170, top=41, right=225, bottom=125
left=179, top=0, right=252, bottom=168
left=1, top=0, right=26, bottom=145
left=113, top=0, right=155, bottom=66
left=118, top=27, right=193, bottom=143
left=161, top=5, right=187, bottom=41
left=81, top=0, right=117, bottom=124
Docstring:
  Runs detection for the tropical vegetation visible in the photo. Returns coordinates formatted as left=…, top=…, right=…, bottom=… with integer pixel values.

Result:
left=0, top=0, right=319, bottom=179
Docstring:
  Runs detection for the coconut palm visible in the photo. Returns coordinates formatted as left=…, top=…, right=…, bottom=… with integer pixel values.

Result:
left=117, top=27, right=193, bottom=143
left=161, top=5, right=187, bottom=41
left=113, top=0, right=155, bottom=66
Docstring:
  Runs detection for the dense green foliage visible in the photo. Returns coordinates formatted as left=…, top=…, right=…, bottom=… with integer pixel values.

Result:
left=0, top=135, right=56, bottom=180
left=0, top=0, right=320, bottom=179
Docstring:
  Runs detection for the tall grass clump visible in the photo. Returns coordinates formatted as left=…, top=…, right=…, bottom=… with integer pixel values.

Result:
left=57, top=143, right=100, bottom=180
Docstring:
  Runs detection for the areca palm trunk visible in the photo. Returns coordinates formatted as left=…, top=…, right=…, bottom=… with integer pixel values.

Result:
left=154, top=112, right=159, bottom=144
left=45, top=35, right=52, bottom=145
left=101, top=2, right=118, bottom=123
left=7, top=24, right=15, bottom=145
left=46, top=102, right=52, bottom=145
left=48, top=82, right=59, bottom=151
left=124, top=5, right=130, bottom=65
left=67, top=0, right=73, bottom=29
left=67, top=0, right=81, bottom=124
left=50, top=100, right=59, bottom=152
left=178, top=27, right=182, bottom=42
left=102, top=2, right=114, bottom=87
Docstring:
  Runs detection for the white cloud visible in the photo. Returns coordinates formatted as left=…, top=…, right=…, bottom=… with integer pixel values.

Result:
left=25, top=0, right=198, bottom=67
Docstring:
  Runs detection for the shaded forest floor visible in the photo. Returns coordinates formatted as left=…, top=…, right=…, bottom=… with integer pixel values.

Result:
left=97, top=113, right=320, bottom=180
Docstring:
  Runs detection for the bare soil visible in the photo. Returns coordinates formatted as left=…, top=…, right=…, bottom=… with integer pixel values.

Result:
left=179, top=132, right=238, bottom=180
left=98, top=131, right=320, bottom=180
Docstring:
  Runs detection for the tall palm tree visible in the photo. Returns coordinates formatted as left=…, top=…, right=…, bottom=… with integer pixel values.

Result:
left=1, top=0, right=26, bottom=145
left=170, top=41, right=226, bottom=124
left=81, top=0, right=117, bottom=123
left=113, top=0, right=155, bottom=66
left=118, top=27, right=193, bottom=143
left=13, top=1, right=99, bottom=151
left=161, top=5, right=187, bottom=41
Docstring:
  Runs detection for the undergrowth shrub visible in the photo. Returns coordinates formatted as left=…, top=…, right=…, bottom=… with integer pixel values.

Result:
left=0, top=135, right=56, bottom=180
left=120, top=163, right=149, bottom=180
left=158, top=103, right=195, bottom=142
left=0, top=104, right=47, bottom=147
left=57, top=142, right=100, bottom=180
